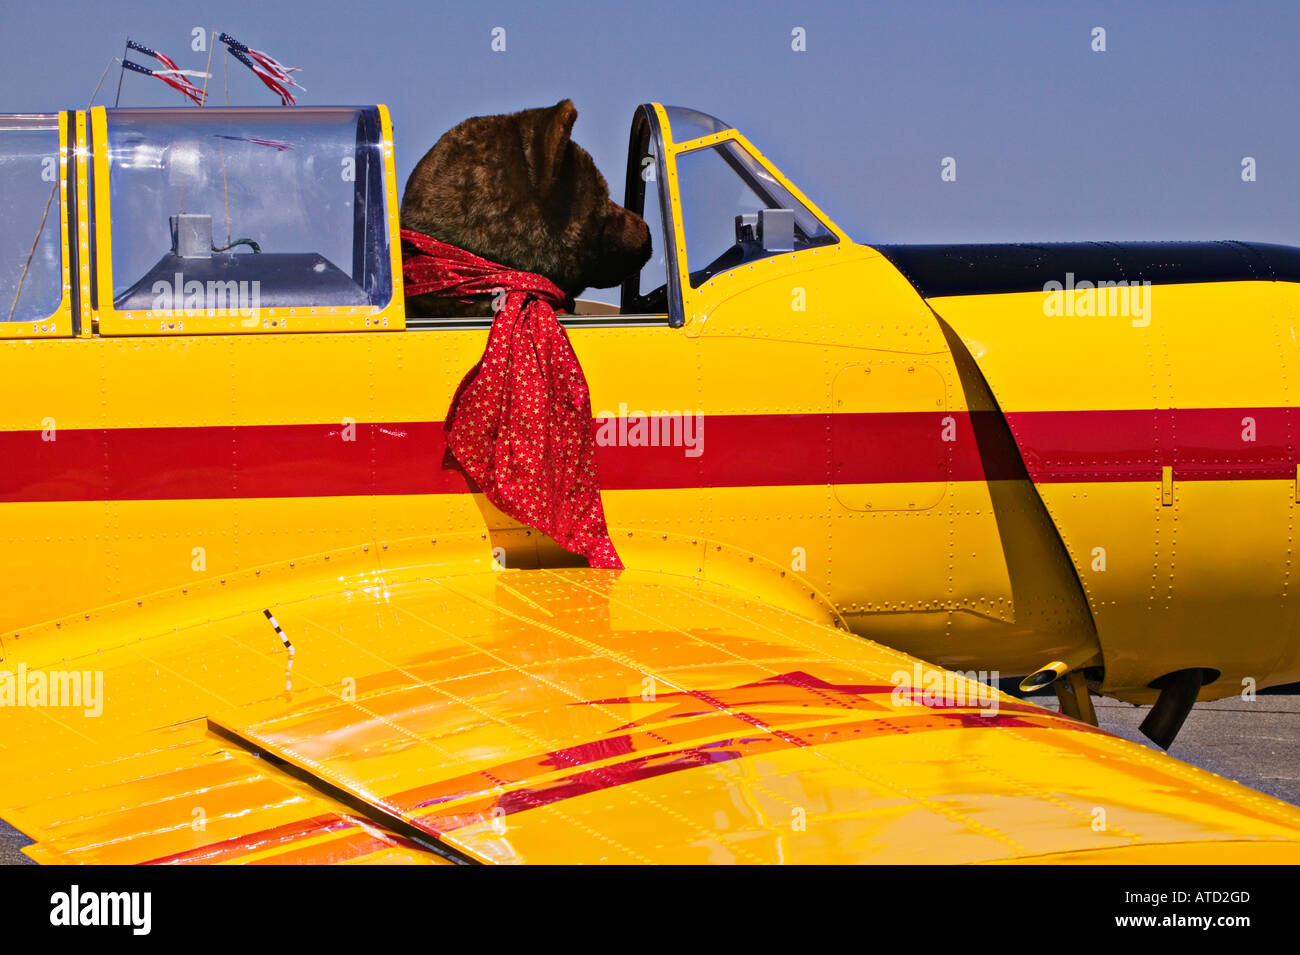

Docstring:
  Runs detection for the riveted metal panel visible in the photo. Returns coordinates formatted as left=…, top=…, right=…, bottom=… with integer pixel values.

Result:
left=831, top=362, right=947, bottom=511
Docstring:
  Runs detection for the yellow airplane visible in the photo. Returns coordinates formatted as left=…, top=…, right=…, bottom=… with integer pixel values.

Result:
left=0, top=103, right=1298, bottom=864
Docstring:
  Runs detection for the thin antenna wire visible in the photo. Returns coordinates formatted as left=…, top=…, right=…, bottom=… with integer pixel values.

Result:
left=113, top=38, right=129, bottom=106
left=199, top=29, right=215, bottom=106
left=86, top=56, right=117, bottom=108
left=5, top=186, right=56, bottom=322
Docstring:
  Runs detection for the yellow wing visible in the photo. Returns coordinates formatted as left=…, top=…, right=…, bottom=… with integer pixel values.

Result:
left=3, top=555, right=1299, bottom=864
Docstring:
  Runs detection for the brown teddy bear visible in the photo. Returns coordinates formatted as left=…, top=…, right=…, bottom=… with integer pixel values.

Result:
left=400, top=99, right=652, bottom=317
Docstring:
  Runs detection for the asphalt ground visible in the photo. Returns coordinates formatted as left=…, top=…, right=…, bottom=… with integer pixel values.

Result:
left=1, top=686, right=1295, bottom=865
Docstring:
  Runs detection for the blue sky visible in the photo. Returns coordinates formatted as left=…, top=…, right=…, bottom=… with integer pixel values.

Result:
left=3, top=0, right=1298, bottom=245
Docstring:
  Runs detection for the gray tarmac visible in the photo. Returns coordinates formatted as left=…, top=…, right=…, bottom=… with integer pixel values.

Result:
left=0, top=686, right=1295, bottom=865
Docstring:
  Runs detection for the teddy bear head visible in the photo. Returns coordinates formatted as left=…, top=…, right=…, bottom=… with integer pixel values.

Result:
left=401, top=99, right=652, bottom=314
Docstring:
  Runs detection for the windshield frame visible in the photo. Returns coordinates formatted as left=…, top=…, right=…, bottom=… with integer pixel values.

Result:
left=620, top=104, right=684, bottom=326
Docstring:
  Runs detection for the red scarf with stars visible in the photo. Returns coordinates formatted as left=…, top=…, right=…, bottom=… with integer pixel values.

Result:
left=401, top=230, right=623, bottom=570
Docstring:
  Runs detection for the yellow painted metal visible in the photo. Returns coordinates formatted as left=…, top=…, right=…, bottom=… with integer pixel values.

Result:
left=0, top=111, right=74, bottom=339
left=88, top=106, right=406, bottom=336
left=927, top=281, right=1291, bottom=410
left=73, top=110, right=93, bottom=336
left=2, top=557, right=1297, bottom=865
left=833, top=362, right=947, bottom=512
left=376, top=104, right=405, bottom=316
left=930, top=282, right=1299, bottom=701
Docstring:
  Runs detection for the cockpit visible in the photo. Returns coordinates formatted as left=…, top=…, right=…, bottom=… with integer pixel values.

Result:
left=1, top=102, right=844, bottom=336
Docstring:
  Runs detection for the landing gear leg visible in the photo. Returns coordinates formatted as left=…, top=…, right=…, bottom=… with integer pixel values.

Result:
left=1052, top=670, right=1098, bottom=726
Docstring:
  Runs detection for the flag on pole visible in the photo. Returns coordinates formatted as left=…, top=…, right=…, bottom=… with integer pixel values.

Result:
left=123, top=39, right=208, bottom=106
left=218, top=33, right=305, bottom=106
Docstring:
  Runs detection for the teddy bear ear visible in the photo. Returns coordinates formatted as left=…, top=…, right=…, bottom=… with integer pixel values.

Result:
left=525, top=98, right=578, bottom=194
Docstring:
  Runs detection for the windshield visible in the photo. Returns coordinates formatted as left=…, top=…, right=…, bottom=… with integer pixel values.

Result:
left=0, top=115, right=62, bottom=324
left=676, top=139, right=835, bottom=287
left=104, top=107, right=391, bottom=311
left=662, top=106, right=732, bottom=144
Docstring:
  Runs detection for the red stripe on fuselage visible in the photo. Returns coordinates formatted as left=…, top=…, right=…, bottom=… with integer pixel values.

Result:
left=0, top=408, right=1289, bottom=503
left=1004, top=407, right=1293, bottom=482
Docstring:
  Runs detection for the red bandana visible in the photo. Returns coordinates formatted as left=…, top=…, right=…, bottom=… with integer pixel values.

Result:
left=401, top=229, right=623, bottom=570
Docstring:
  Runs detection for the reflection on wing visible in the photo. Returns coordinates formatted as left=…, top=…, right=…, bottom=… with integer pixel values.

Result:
left=3, top=558, right=1299, bottom=864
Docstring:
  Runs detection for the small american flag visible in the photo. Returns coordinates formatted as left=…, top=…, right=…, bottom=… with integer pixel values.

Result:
left=219, top=33, right=305, bottom=106
left=124, top=39, right=208, bottom=106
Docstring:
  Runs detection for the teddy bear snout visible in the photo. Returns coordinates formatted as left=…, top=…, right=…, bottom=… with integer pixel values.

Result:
left=588, top=204, right=652, bottom=289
